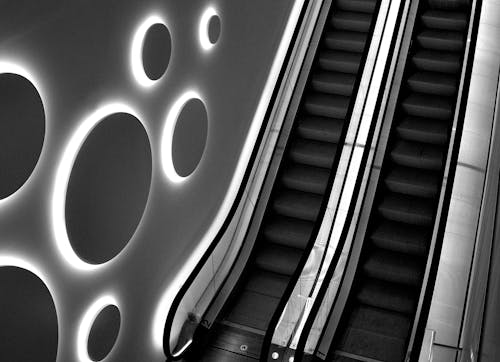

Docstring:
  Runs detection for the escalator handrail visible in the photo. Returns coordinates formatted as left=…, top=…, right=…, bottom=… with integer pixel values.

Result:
left=161, top=2, right=310, bottom=359
left=292, top=0, right=412, bottom=358
left=259, top=1, right=386, bottom=360
left=266, top=0, right=396, bottom=354
left=408, top=0, right=483, bottom=358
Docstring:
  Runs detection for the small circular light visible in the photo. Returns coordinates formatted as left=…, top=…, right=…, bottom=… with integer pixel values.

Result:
left=199, top=7, right=221, bottom=51
left=131, top=14, right=170, bottom=87
left=77, top=295, right=120, bottom=362
left=272, top=352, right=279, bottom=360
left=161, top=90, right=207, bottom=184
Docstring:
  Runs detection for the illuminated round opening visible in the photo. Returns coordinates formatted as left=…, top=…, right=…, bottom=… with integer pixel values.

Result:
left=0, top=73, right=45, bottom=200
left=65, top=112, right=152, bottom=265
left=131, top=15, right=170, bottom=87
left=208, top=15, right=221, bottom=44
left=88, top=305, right=121, bottom=361
left=162, top=92, right=208, bottom=183
left=142, top=23, right=171, bottom=81
left=172, top=98, right=208, bottom=177
left=0, top=266, right=58, bottom=362
left=199, top=7, right=221, bottom=50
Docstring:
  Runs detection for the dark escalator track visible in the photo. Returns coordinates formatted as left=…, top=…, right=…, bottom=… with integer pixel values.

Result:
left=187, top=1, right=381, bottom=361
left=328, top=2, right=471, bottom=362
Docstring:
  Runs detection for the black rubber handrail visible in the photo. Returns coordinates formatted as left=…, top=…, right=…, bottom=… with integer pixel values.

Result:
left=292, top=0, right=409, bottom=358
left=162, top=3, right=310, bottom=360
left=260, top=0, right=384, bottom=360
left=275, top=0, right=397, bottom=355
left=265, top=0, right=395, bottom=354
left=409, top=0, right=482, bottom=358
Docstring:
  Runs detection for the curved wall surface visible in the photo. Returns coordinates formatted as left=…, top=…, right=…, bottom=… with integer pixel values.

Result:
left=0, top=0, right=301, bottom=361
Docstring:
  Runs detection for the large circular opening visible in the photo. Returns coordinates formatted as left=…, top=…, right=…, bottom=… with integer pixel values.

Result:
left=65, top=112, right=152, bottom=264
left=0, top=266, right=58, bottom=362
left=142, top=23, right=171, bottom=81
left=0, top=73, right=45, bottom=200
left=88, top=305, right=121, bottom=361
left=171, top=98, right=208, bottom=178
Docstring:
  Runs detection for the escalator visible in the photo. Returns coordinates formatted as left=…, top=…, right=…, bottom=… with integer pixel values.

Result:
left=325, top=1, right=472, bottom=361
left=186, top=0, right=381, bottom=360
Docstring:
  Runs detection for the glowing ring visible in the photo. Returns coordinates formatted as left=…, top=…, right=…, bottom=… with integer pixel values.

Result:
left=0, top=61, right=46, bottom=205
left=51, top=103, right=143, bottom=271
left=130, top=14, right=168, bottom=87
left=77, top=294, right=120, bottom=362
left=199, top=7, right=219, bottom=51
left=160, top=90, right=204, bottom=184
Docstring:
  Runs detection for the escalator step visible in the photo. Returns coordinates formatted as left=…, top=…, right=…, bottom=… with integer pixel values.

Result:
left=407, top=71, right=457, bottom=96
left=282, top=163, right=330, bottom=195
left=255, top=243, right=303, bottom=276
left=416, top=30, right=464, bottom=52
left=319, top=51, right=361, bottom=74
left=337, top=326, right=406, bottom=362
left=371, top=220, right=429, bottom=256
left=331, top=11, right=373, bottom=32
left=206, top=324, right=263, bottom=361
left=272, top=189, right=322, bottom=221
left=305, top=93, right=350, bottom=119
left=337, top=0, right=377, bottom=14
left=391, top=140, right=444, bottom=171
left=362, top=249, right=424, bottom=286
left=378, top=192, right=434, bottom=226
left=385, top=166, right=440, bottom=198
left=347, top=304, right=411, bottom=341
left=421, top=10, right=468, bottom=31
left=412, top=50, right=461, bottom=74
left=336, top=304, right=409, bottom=362
left=244, top=269, right=290, bottom=299
left=289, top=138, right=337, bottom=169
left=396, top=116, right=448, bottom=145
left=402, top=93, right=453, bottom=120
left=312, top=71, right=356, bottom=96
left=356, top=278, right=417, bottom=314
left=263, top=215, right=314, bottom=250
left=225, top=290, right=280, bottom=331
left=297, top=116, right=344, bottom=143
left=324, top=31, right=367, bottom=53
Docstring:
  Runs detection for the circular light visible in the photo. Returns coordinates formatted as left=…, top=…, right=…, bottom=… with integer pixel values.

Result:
left=161, top=90, right=207, bottom=183
left=0, top=63, right=45, bottom=203
left=131, top=15, right=170, bottom=87
left=0, top=256, right=58, bottom=362
left=51, top=103, right=144, bottom=271
left=64, top=112, right=152, bottom=265
left=77, top=295, right=119, bottom=362
left=171, top=98, right=208, bottom=178
left=272, top=352, right=279, bottom=360
left=199, top=7, right=221, bottom=51
left=142, top=23, right=171, bottom=81
left=87, top=305, right=121, bottom=361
